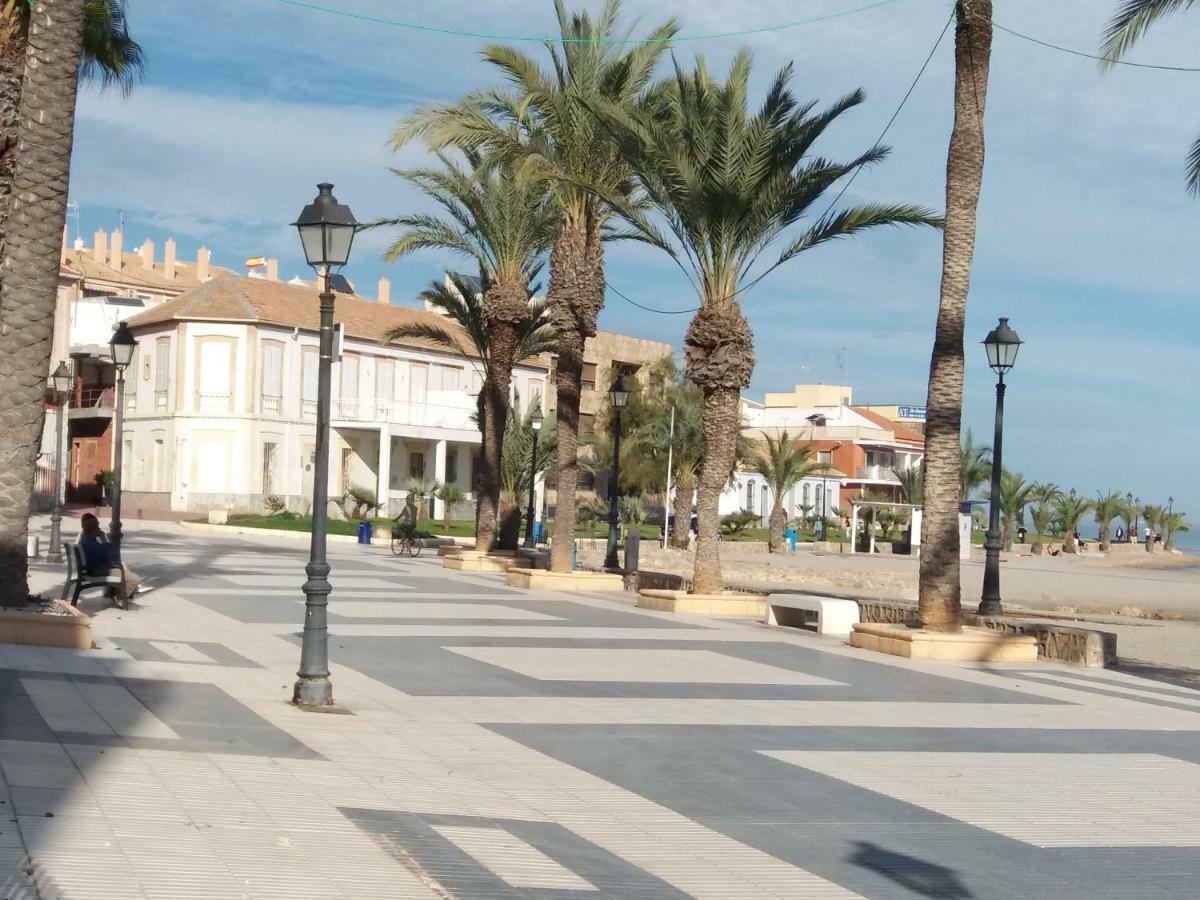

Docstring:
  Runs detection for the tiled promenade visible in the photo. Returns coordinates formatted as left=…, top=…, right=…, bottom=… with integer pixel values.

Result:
left=6, top=522, right=1200, bottom=899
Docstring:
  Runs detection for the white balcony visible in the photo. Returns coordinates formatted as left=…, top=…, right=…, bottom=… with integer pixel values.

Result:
left=855, top=465, right=900, bottom=483
left=333, top=390, right=477, bottom=432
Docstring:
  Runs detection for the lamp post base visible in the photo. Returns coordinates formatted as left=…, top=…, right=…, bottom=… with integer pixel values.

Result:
left=45, top=550, right=64, bottom=564
left=976, top=599, right=1003, bottom=617
left=292, top=677, right=333, bottom=708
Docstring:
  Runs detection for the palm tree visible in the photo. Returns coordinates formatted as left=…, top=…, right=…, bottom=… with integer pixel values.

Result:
left=433, top=481, right=466, bottom=533
left=894, top=465, right=924, bottom=506
left=918, top=0, right=993, bottom=632
left=1053, top=493, right=1093, bottom=554
left=0, top=0, right=142, bottom=604
left=959, top=429, right=992, bottom=501
left=1, top=0, right=142, bottom=288
left=1093, top=491, right=1125, bottom=551
left=990, top=470, right=1033, bottom=550
left=1164, top=511, right=1189, bottom=550
left=394, top=0, right=679, bottom=574
left=1102, top=1, right=1200, bottom=192
left=376, top=154, right=556, bottom=552
left=749, top=432, right=823, bottom=553
left=0, top=0, right=89, bottom=604
left=1028, top=482, right=1061, bottom=555
left=593, top=52, right=938, bottom=593
left=1142, top=504, right=1166, bottom=541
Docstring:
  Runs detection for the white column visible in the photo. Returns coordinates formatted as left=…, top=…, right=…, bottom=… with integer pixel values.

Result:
left=850, top=503, right=858, bottom=555
left=377, top=425, right=391, bottom=516
left=432, top=439, right=448, bottom=519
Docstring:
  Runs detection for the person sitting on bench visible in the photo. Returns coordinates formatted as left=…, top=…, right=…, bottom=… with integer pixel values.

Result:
left=78, top=513, right=143, bottom=602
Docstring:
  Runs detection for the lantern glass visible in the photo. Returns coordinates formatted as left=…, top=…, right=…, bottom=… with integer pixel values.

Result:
left=610, top=375, right=630, bottom=410
left=110, top=322, right=137, bottom=369
left=293, top=183, right=358, bottom=268
left=51, top=361, right=72, bottom=395
left=531, top=405, right=544, bottom=432
left=982, top=317, right=1022, bottom=375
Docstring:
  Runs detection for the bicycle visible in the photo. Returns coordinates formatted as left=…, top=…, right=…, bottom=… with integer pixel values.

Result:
left=390, top=521, right=422, bottom=558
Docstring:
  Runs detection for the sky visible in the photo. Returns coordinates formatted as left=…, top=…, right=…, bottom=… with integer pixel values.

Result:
left=68, top=0, right=1200, bottom=533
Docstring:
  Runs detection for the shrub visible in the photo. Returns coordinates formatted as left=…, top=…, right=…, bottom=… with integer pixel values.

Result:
left=721, top=511, right=759, bottom=537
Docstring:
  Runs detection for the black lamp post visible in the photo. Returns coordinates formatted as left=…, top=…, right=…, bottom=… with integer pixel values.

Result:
left=523, top=405, right=544, bottom=549
left=292, top=183, right=358, bottom=708
left=978, top=317, right=1022, bottom=617
left=46, top=361, right=72, bottom=563
left=603, top=375, right=630, bottom=569
left=108, top=322, right=137, bottom=565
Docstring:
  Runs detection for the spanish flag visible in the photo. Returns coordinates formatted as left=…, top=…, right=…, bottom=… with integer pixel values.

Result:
left=245, top=256, right=266, bottom=269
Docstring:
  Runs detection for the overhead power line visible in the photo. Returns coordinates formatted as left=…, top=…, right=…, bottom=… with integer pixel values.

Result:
left=271, top=0, right=908, bottom=44
left=992, top=20, right=1200, bottom=73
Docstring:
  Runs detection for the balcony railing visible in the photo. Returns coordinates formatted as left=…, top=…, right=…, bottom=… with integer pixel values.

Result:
left=76, top=387, right=114, bottom=409
left=155, top=389, right=168, bottom=412
left=333, top=393, right=476, bottom=431
left=262, top=394, right=282, bottom=416
left=855, top=465, right=900, bottom=483
left=197, top=392, right=232, bottom=414
left=301, top=398, right=317, bottom=419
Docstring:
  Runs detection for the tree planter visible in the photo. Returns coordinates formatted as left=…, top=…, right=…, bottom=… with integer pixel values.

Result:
left=637, top=589, right=768, bottom=617
left=442, top=549, right=516, bottom=572
left=505, top=568, right=623, bottom=591
left=0, top=601, right=91, bottom=650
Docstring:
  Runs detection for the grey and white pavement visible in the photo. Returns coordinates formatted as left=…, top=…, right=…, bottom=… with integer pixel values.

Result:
left=4, top=521, right=1200, bottom=899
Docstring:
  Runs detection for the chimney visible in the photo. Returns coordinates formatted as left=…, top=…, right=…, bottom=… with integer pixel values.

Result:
left=196, top=246, right=210, bottom=282
left=266, top=258, right=279, bottom=282
left=163, top=238, right=176, bottom=280
left=377, top=277, right=390, bottom=305
left=109, top=230, right=123, bottom=270
left=140, top=239, right=154, bottom=271
left=92, top=229, right=107, bottom=263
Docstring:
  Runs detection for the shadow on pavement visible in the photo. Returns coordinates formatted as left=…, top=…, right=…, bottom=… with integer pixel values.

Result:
left=849, top=841, right=975, bottom=899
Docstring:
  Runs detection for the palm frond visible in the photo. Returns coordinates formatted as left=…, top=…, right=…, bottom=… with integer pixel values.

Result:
left=1100, top=0, right=1195, bottom=66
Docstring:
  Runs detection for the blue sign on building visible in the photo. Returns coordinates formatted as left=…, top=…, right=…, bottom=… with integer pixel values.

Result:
left=898, top=406, right=927, bottom=420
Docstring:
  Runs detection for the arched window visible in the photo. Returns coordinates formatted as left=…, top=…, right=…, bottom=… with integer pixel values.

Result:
left=816, top=484, right=825, bottom=511
left=745, top=480, right=755, bottom=510
left=802, top=483, right=811, bottom=507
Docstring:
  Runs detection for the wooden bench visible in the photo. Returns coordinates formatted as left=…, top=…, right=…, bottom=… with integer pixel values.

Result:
left=60, top=543, right=125, bottom=608
left=765, top=594, right=860, bottom=636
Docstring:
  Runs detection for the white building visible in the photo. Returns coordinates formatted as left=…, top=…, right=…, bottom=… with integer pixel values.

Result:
left=121, top=272, right=549, bottom=517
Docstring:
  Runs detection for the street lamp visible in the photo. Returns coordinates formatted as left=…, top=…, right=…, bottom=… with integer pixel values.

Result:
left=978, top=317, right=1022, bottom=617
left=108, top=322, right=137, bottom=565
left=523, top=404, right=544, bottom=549
left=290, top=183, right=355, bottom=710
left=291, top=183, right=358, bottom=708
left=603, top=375, right=630, bottom=569
left=46, top=361, right=72, bottom=563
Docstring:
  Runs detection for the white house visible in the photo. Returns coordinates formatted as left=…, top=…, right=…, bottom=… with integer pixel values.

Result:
left=121, top=272, right=549, bottom=518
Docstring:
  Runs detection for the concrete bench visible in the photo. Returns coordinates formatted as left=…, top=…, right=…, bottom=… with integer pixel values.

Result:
left=765, top=594, right=860, bottom=635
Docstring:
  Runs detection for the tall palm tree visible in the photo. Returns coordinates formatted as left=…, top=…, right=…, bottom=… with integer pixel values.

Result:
left=1028, top=482, right=1060, bottom=555
left=1102, top=1, right=1200, bottom=192
left=918, top=0, right=993, bottom=632
left=959, top=429, right=992, bottom=500
left=1, top=0, right=142, bottom=284
left=385, top=271, right=555, bottom=537
left=1164, top=511, right=1189, bottom=549
left=1093, top=490, right=1125, bottom=551
left=376, top=156, right=556, bottom=551
left=749, top=432, right=823, bottom=553
left=0, top=0, right=89, bottom=605
left=394, top=0, right=679, bottom=573
left=1141, top=503, right=1166, bottom=540
left=593, top=52, right=938, bottom=593
left=1053, top=493, right=1093, bottom=554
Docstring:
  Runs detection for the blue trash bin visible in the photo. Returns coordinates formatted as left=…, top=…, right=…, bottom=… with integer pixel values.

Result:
left=357, top=520, right=372, bottom=545
left=785, top=527, right=797, bottom=552
left=533, top=522, right=543, bottom=544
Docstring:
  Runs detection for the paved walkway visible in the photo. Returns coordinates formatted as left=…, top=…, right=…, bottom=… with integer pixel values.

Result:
left=5, top=521, right=1200, bottom=899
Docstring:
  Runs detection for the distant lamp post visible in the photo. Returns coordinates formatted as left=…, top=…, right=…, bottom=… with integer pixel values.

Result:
left=603, top=375, right=630, bottom=569
left=292, top=182, right=358, bottom=708
left=523, top=404, right=544, bottom=549
left=108, top=323, right=137, bottom=564
left=1168, top=496, right=1174, bottom=518
left=978, top=317, right=1022, bottom=617
left=45, top=361, right=72, bottom=563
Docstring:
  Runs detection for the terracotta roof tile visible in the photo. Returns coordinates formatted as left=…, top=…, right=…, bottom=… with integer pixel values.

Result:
left=852, top=406, right=925, bottom=444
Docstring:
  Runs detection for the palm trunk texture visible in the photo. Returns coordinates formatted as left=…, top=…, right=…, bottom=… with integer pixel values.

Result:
left=768, top=501, right=786, bottom=553
left=686, top=299, right=755, bottom=595
left=0, top=0, right=85, bottom=605
left=0, top=32, right=24, bottom=297
left=548, top=217, right=603, bottom=573
left=917, top=0, right=992, bottom=633
left=671, top=470, right=694, bottom=550
left=474, top=282, right=528, bottom=553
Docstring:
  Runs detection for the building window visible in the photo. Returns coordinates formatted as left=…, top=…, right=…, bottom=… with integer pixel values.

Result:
left=375, top=358, right=394, bottom=415
left=581, top=362, right=598, bottom=392
left=446, top=449, right=458, bottom=486
left=260, top=341, right=284, bottom=417
left=262, top=442, right=277, bottom=495
left=122, top=439, right=133, bottom=484
left=816, top=484, right=825, bottom=512
left=745, top=480, right=755, bottom=511
left=123, top=348, right=138, bottom=413
left=338, top=353, right=360, bottom=418
left=817, top=450, right=832, bottom=465
left=301, top=347, right=318, bottom=419
left=154, top=338, right=170, bottom=411
left=195, top=337, right=234, bottom=414
left=409, top=451, right=425, bottom=480
left=802, top=483, right=811, bottom=508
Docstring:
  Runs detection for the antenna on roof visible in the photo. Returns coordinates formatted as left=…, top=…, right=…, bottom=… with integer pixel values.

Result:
left=66, top=201, right=81, bottom=244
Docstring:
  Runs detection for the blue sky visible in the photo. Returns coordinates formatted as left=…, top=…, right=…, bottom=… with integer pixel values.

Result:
left=69, top=0, right=1200, bottom=531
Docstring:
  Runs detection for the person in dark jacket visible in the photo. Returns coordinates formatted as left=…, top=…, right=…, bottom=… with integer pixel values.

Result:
left=78, top=513, right=142, bottom=601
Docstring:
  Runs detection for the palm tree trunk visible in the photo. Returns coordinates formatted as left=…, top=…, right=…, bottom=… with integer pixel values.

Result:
left=0, top=0, right=85, bottom=605
left=0, top=34, right=25, bottom=299
left=686, top=298, right=755, bottom=594
left=768, top=499, right=786, bottom=553
left=917, top=0, right=992, bottom=633
left=671, top=470, right=694, bottom=550
left=548, top=216, right=603, bottom=573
